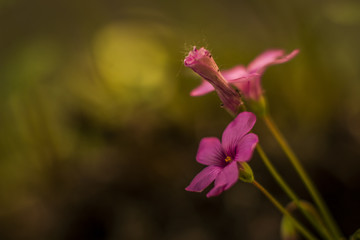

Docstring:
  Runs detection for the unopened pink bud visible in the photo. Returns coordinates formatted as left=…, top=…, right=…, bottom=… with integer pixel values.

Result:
left=184, top=47, right=242, bottom=114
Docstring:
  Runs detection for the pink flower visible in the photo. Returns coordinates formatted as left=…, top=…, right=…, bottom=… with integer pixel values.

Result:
left=184, top=47, right=248, bottom=114
left=185, top=112, right=259, bottom=197
left=191, top=49, right=299, bottom=101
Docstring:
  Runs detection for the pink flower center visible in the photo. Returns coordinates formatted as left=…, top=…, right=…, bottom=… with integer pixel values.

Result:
left=184, top=55, right=196, bottom=66
left=184, top=47, right=211, bottom=67
left=225, top=156, right=232, bottom=163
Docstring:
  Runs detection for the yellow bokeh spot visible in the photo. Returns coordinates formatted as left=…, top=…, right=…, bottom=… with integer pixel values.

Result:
left=93, top=21, right=172, bottom=105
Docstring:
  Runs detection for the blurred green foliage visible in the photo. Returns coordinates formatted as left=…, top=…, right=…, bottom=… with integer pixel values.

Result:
left=0, top=0, right=360, bottom=239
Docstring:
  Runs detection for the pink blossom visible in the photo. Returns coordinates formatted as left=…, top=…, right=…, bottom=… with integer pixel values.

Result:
left=186, top=112, right=258, bottom=197
left=184, top=47, right=248, bottom=114
left=191, top=49, right=299, bottom=101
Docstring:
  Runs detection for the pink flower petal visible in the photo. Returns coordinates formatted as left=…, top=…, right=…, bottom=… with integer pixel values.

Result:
left=247, top=49, right=300, bottom=73
left=227, top=72, right=260, bottom=83
left=272, top=49, right=300, bottom=65
left=205, top=184, right=225, bottom=197
left=232, top=75, right=262, bottom=100
left=247, top=49, right=285, bottom=72
left=222, top=112, right=256, bottom=157
left=206, top=161, right=239, bottom=197
left=185, top=165, right=222, bottom=192
left=234, top=133, right=259, bottom=162
left=221, top=65, right=247, bottom=81
left=190, top=79, right=215, bottom=96
left=196, top=137, right=226, bottom=166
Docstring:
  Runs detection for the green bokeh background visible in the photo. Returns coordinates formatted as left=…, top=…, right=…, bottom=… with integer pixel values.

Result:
left=0, top=0, right=359, bottom=239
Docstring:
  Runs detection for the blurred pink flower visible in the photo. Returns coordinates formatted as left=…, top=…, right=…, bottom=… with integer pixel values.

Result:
left=186, top=112, right=258, bottom=197
left=184, top=47, right=248, bottom=114
left=191, top=49, right=299, bottom=101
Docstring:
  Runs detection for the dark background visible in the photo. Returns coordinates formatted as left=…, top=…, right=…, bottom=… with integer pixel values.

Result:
left=0, top=0, right=360, bottom=239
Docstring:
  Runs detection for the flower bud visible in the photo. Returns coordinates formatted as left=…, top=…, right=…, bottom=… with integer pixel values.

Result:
left=238, top=162, right=254, bottom=183
left=281, top=215, right=299, bottom=240
left=184, top=47, right=242, bottom=114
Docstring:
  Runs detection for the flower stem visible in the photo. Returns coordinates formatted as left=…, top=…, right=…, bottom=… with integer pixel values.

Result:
left=263, top=114, right=343, bottom=239
left=252, top=180, right=318, bottom=240
left=256, top=145, right=333, bottom=240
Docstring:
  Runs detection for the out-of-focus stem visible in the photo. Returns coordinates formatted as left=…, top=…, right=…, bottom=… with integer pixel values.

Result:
left=263, top=114, right=343, bottom=239
left=252, top=180, right=318, bottom=240
left=256, top=145, right=334, bottom=240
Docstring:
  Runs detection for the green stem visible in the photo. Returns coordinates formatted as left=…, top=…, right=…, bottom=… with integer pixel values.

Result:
left=252, top=180, right=318, bottom=240
left=263, top=114, right=343, bottom=239
left=256, top=145, right=334, bottom=240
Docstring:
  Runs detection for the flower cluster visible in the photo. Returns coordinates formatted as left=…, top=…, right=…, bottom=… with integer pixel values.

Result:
left=184, top=47, right=298, bottom=197
left=182, top=46, right=351, bottom=240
